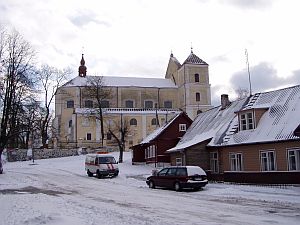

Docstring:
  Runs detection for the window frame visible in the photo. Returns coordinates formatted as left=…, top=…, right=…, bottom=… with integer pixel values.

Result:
left=84, top=100, right=93, bottom=108
left=144, top=100, right=153, bottom=109
left=100, top=100, right=109, bottom=108
left=229, top=152, right=243, bottom=171
left=179, top=124, right=187, bottom=132
left=67, top=100, right=74, bottom=108
left=125, top=100, right=134, bottom=108
left=210, top=152, right=219, bottom=173
left=239, top=111, right=255, bottom=131
left=287, top=148, right=300, bottom=171
left=195, top=73, right=200, bottom=83
left=164, top=100, right=172, bottom=109
left=196, top=92, right=201, bottom=102
left=260, top=150, right=276, bottom=171
left=151, top=118, right=157, bottom=126
left=130, top=118, right=137, bottom=126
left=86, top=133, right=92, bottom=141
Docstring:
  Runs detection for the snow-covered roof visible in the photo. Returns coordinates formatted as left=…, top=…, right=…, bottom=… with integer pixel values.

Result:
left=224, top=85, right=300, bottom=145
left=168, top=85, right=300, bottom=152
left=62, top=76, right=177, bottom=88
left=140, top=112, right=183, bottom=144
left=167, top=98, right=248, bottom=152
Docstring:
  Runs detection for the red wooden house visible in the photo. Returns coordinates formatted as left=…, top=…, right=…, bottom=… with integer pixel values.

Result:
left=131, top=112, right=192, bottom=166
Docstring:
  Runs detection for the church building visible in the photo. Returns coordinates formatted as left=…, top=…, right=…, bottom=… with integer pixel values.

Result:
left=53, top=50, right=212, bottom=150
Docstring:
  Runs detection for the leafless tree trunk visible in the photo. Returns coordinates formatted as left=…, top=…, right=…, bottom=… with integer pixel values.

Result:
left=36, top=64, right=70, bottom=147
left=108, top=114, right=129, bottom=163
left=0, top=28, right=36, bottom=170
left=86, top=76, right=111, bottom=147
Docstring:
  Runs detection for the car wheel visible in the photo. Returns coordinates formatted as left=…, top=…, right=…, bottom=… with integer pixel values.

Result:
left=149, top=180, right=155, bottom=189
left=174, top=182, right=181, bottom=192
left=96, top=170, right=102, bottom=179
left=87, top=170, right=93, bottom=177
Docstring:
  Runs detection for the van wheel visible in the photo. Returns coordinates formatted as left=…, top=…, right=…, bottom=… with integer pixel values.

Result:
left=87, top=170, right=93, bottom=177
left=96, top=170, right=102, bottom=179
left=174, top=182, right=181, bottom=192
left=149, top=180, right=155, bottom=189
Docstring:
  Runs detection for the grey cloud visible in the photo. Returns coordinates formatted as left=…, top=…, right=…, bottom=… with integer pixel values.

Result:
left=230, top=62, right=300, bottom=94
left=219, top=0, right=275, bottom=10
left=210, top=54, right=230, bottom=63
left=69, top=11, right=111, bottom=28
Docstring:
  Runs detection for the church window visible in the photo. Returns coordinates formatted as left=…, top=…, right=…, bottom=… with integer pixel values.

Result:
left=100, top=100, right=109, bottom=108
left=130, top=118, right=137, bottom=126
left=151, top=118, right=157, bottom=125
left=196, top=93, right=201, bottom=102
left=67, top=100, right=74, bottom=108
left=125, top=100, right=134, bottom=108
left=145, top=100, right=153, bottom=109
left=86, top=133, right=92, bottom=140
left=85, top=100, right=93, bottom=108
left=107, top=132, right=112, bottom=140
left=164, top=101, right=172, bottom=108
left=68, top=120, right=72, bottom=128
left=195, top=73, right=200, bottom=82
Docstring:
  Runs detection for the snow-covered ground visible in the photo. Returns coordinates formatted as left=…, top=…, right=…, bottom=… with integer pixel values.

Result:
left=0, top=152, right=300, bottom=225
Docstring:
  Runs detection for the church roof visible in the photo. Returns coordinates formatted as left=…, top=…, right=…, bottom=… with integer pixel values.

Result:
left=62, top=76, right=178, bottom=88
left=183, top=51, right=208, bottom=65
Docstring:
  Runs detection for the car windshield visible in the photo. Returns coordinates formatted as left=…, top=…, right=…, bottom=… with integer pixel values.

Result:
left=98, top=156, right=117, bottom=164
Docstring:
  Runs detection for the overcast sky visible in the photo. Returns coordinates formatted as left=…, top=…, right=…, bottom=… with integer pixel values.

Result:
left=1, top=0, right=300, bottom=106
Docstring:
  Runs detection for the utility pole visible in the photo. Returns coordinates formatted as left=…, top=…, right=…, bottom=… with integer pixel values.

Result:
left=245, top=49, right=252, bottom=96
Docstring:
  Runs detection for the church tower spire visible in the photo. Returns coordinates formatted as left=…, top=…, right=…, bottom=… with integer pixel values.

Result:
left=78, top=54, right=87, bottom=77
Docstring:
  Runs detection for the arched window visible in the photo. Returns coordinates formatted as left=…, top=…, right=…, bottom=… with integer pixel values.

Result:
left=85, top=100, right=93, bottom=108
left=197, top=109, right=202, bottom=115
left=151, top=118, right=157, bottom=126
left=107, top=132, right=112, bottom=140
left=130, top=118, right=137, bottom=126
left=125, top=100, right=134, bottom=108
left=67, top=100, right=74, bottom=108
left=68, top=120, right=72, bottom=127
left=196, top=92, right=201, bottom=102
left=195, top=73, right=200, bottom=82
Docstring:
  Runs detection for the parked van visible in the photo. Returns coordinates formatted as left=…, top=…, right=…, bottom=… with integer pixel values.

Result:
left=85, top=153, right=119, bottom=178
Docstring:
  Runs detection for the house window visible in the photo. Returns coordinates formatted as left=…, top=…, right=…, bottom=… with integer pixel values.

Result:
left=151, top=118, right=157, bottom=126
left=125, top=100, right=134, bottom=108
left=179, top=124, right=187, bottom=132
left=230, top=153, right=243, bottom=171
left=164, top=101, right=172, bottom=108
left=260, top=150, right=276, bottom=171
left=288, top=148, right=300, bottom=171
left=145, top=100, right=153, bottom=109
left=210, top=152, right=219, bottom=173
left=86, top=133, right=92, bottom=140
left=85, top=100, right=93, bottom=108
left=146, top=145, right=155, bottom=159
left=176, top=158, right=182, bottom=166
left=195, top=73, right=199, bottom=82
left=100, top=100, right=109, bottom=108
left=67, top=100, right=74, bottom=108
left=240, top=112, right=254, bottom=130
left=68, top=120, right=72, bottom=128
left=196, top=92, right=201, bottom=102
left=107, top=132, right=112, bottom=140
left=130, top=118, right=137, bottom=126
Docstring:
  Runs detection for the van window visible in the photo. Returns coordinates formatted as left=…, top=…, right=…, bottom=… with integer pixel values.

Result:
left=98, top=156, right=117, bottom=164
left=176, top=168, right=187, bottom=176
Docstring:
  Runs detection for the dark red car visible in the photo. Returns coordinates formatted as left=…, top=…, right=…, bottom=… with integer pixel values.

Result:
left=146, top=166, right=208, bottom=191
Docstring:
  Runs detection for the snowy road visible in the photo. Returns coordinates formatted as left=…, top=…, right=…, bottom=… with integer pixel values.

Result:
left=1, top=152, right=300, bottom=225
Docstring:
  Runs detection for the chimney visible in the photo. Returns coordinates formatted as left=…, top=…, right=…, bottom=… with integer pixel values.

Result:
left=221, top=94, right=230, bottom=110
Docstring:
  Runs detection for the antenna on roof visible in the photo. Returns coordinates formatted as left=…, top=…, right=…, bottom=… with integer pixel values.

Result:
left=245, top=49, right=252, bottom=96
left=191, top=42, right=193, bottom=53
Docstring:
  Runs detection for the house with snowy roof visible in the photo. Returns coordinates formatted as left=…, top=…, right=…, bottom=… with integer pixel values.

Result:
left=53, top=50, right=212, bottom=150
left=167, top=86, right=300, bottom=184
left=131, top=112, right=192, bottom=166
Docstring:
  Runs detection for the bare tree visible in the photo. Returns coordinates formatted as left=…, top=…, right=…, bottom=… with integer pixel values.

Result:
left=85, top=76, right=111, bottom=147
left=0, top=28, right=36, bottom=165
left=235, top=87, right=249, bottom=100
left=108, top=114, right=130, bottom=163
left=36, top=64, right=70, bottom=147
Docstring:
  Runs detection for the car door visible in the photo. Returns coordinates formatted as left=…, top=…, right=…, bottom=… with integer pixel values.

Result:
left=154, top=168, right=169, bottom=187
left=165, top=168, right=178, bottom=188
